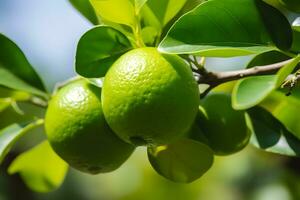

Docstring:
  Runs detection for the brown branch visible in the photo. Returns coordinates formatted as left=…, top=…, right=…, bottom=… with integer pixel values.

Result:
left=197, top=58, right=296, bottom=98
left=198, top=59, right=294, bottom=85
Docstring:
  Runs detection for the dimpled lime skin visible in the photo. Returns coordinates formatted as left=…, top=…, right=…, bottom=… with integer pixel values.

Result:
left=102, top=47, right=200, bottom=146
left=45, top=80, right=134, bottom=174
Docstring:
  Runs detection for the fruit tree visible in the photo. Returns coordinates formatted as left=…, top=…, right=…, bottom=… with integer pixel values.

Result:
left=1, top=0, right=300, bottom=193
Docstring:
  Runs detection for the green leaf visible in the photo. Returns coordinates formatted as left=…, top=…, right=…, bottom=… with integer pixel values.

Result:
left=8, top=141, right=68, bottom=193
left=0, top=100, right=10, bottom=113
left=0, top=34, right=48, bottom=98
left=146, top=0, right=187, bottom=27
left=69, top=0, right=99, bottom=24
left=0, top=120, right=43, bottom=164
left=232, top=75, right=277, bottom=110
left=261, top=90, right=300, bottom=140
left=247, top=106, right=300, bottom=156
left=159, top=0, right=292, bottom=57
left=0, top=34, right=46, bottom=92
left=247, top=50, right=290, bottom=69
left=0, top=68, right=48, bottom=99
left=134, top=0, right=148, bottom=14
left=257, top=0, right=292, bottom=50
left=148, top=138, right=214, bottom=183
left=292, top=18, right=300, bottom=52
left=87, top=78, right=103, bottom=88
left=90, top=0, right=136, bottom=28
left=232, top=56, right=300, bottom=110
left=141, top=26, right=159, bottom=45
left=180, top=0, right=206, bottom=13
left=76, top=26, right=132, bottom=78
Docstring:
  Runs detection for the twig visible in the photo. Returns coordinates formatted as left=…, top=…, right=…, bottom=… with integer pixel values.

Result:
left=198, top=58, right=295, bottom=98
left=28, top=96, right=48, bottom=108
left=198, top=59, right=294, bottom=85
left=181, top=55, right=208, bottom=75
left=200, top=85, right=215, bottom=99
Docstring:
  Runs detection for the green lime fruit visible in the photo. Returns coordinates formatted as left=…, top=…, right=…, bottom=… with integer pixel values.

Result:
left=102, top=47, right=199, bottom=146
left=279, top=0, right=300, bottom=12
left=192, top=93, right=250, bottom=155
left=45, top=80, right=135, bottom=174
left=147, top=138, right=214, bottom=183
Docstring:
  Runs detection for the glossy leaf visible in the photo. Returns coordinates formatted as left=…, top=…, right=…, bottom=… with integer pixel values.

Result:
left=159, top=0, right=292, bottom=57
left=247, top=106, right=300, bottom=156
left=146, top=0, right=187, bottom=27
left=0, top=34, right=48, bottom=98
left=261, top=90, right=300, bottom=140
left=0, top=120, right=43, bottom=164
left=257, top=0, right=292, bottom=50
left=180, top=0, right=206, bottom=13
left=247, top=50, right=290, bottom=69
left=0, top=68, right=48, bottom=98
left=69, top=0, right=99, bottom=24
left=90, top=0, right=136, bottom=28
left=0, top=34, right=46, bottom=92
left=232, top=56, right=300, bottom=110
left=141, top=26, right=159, bottom=45
left=8, top=141, right=68, bottom=193
left=233, top=75, right=277, bottom=110
left=148, top=138, right=214, bottom=183
left=135, top=0, right=148, bottom=13
left=76, top=26, right=132, bottom=78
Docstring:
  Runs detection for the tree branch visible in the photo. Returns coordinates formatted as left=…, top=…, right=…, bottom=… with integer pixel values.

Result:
left=197, top=58, right=296, bottom=98
left=198, top=59, right=294, bottom=85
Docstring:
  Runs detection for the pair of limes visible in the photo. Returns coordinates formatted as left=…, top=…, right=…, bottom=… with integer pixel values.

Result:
left=45, top=48, right=200, bottom=174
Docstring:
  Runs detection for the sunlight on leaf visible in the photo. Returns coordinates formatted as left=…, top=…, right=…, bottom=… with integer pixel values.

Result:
left=147, top=0, right=186, bottom=26
left=159, top=0, right=291, bottom=56
left=8, top=141, right=68, bottom=193
left=90, top=0, right=136, bottom=28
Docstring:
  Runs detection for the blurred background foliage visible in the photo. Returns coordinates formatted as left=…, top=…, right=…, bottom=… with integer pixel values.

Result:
left=1, top=0, right=300, bottom=200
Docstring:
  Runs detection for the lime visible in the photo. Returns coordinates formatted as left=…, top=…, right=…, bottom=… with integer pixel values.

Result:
left=45, top=79, right=134, bottom=174
left=102, top=47, right=199, bottom=146
left=192, top=93, right=250, bottom=155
